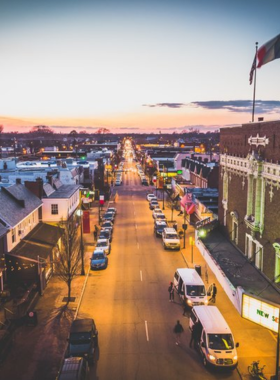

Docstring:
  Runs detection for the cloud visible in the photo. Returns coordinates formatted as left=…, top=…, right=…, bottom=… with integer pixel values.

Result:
left=143, top=103, right=185, bottom=109
left=143, top=100, right=280, bottom=115
left=51, top=125, right=99, bottom=130
left=191, top=100, right=280, bottom=114
left=119, top=127, right=140, bottom=130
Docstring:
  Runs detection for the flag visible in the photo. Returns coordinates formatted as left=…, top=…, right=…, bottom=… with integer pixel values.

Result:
left=257, top=33, right=280, bottom=68
left=249, top=54, right=256, bottom=85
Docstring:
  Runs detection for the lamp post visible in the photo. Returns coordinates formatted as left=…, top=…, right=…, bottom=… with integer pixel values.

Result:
left=182, top=208, right=188, bottom=249
left=78, top=203, right=85, bottom=276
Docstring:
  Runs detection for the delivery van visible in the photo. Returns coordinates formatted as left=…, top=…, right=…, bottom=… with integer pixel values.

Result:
left=189, top=306, right=239, bottom=370
left=173, top=268, right=208, bottom=308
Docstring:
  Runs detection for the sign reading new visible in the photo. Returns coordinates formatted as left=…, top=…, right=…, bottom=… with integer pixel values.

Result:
left=242, top=293, right=279, bottom=333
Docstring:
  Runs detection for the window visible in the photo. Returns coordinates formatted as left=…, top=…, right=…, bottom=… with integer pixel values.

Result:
left=51, top=204, right=58, bottom=215
left=12, top=228, right=16, bottom=243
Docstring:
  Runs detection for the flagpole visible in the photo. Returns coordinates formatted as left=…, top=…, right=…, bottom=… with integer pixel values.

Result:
left=252, top=42, right=258, bottom=122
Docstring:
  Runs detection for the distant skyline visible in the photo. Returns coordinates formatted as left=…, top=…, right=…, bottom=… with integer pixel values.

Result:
left=1, top=0, right=280, bottom=133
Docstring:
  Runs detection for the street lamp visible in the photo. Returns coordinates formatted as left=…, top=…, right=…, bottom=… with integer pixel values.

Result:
left=77, top=205, right=85, bottom=276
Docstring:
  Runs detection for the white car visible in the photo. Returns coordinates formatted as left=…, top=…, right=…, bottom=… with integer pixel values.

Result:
left=96, top=238, right=111, bottom=255
left=147, top=194, right=157, bottom=202
left=152, top=208, right=163, bottom=218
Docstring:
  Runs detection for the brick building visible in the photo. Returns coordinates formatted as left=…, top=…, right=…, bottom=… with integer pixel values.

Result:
left=219, top=120, right=280, bottom=284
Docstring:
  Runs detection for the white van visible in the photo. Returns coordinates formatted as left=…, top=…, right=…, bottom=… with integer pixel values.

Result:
left=189, top=306, right=239, bottom=370
left=173, top=268, right=208, bottom=307
left=162, top=228, right=180, bottom=250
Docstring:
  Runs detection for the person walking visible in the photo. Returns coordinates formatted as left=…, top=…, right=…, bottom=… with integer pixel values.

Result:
left=182, top=302, right=188, bottom=317
left=209, top=283, right=217, bottom=303
left=93, top=225, right=98, bottom=242
left=173, top=320, right=184, bottom=345
left=168, top=282, right=175, bottom=302
left=189, top=322, right=201, bottom=349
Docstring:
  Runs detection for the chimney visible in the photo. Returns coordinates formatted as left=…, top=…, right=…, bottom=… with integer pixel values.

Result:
left=25, top=179, right=43, bottom=199
left=16, top=178, right=21, bottom=184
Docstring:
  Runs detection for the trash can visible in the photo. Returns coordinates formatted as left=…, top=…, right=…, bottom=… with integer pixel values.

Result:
left=173, top=222, right=178, bottom=231
left=194, top=265, right=201, bottom=277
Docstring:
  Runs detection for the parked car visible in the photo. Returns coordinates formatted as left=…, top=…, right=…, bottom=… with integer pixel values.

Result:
left=162, top=228, right=180, bottom=250
left=149, top=200, right=159, bottom=210
left=107, top=207, right=117, bottom=215
left=154, top=220, right=168, bottom=237
left=57, top=357, right=89, bottom=380
left=90, top=249, right=108, bottom=270
left=147, top=193, right=157, bottom=202
left=152, top=207, right=163, bottom=218
left=99, top=228, right=112, bottom=242
left=66, top=319, right=98, bottom=365
left=155, top=213, right=167, bottom=222
left=103, top=212, right=115, bottom=223
left=96, top=238, right=111, bottom=255
left=101, top=221, right=113, bottom=233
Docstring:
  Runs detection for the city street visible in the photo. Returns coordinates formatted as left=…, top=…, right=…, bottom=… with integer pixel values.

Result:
left=78, top=161, right=241, bottom=380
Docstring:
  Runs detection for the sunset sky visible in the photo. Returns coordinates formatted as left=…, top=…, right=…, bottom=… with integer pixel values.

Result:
left=1, top=0, right=280, bottom=134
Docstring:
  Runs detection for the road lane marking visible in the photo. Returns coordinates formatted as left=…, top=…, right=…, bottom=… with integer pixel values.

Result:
left=140, top=270, right=142, bottom=281
left=145, top=321, right=149, bottom=341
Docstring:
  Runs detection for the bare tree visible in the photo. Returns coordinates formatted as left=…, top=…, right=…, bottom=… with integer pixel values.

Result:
left=55, top=217, right=81, bottom=304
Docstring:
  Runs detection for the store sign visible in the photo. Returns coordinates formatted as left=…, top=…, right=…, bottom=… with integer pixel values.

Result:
left=242, top=293, right=279, bottom=333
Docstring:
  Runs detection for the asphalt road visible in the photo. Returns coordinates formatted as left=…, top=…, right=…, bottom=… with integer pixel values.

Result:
left=78, top=160, right=240, bottom=380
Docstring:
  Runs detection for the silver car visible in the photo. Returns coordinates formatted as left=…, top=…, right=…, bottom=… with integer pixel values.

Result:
left=96, top=238, right=111, bottom=255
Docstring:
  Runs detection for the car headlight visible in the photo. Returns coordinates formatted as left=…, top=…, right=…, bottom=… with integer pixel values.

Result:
left=204, top=299, right=209, bottom=305
left=233, top=355, right=238, bottom=361
left=187, top=299, right=192, bottom=305
left=208, top=354, right=216, bottom=361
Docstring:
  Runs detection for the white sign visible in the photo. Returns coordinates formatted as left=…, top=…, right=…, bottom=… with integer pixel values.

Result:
left=242, top=293, right=279, bottom=333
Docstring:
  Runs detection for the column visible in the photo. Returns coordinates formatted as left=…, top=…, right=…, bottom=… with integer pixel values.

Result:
left=246, top=174, right=253, bottom=217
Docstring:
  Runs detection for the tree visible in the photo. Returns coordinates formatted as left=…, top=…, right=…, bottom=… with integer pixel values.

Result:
left=96, top=128, right=110, bottom=134
left=55, top=217, right=81, bottom=304
left=29, top=125, right=54, bottom=134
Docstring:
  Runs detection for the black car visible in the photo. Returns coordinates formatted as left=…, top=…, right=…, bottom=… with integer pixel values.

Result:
left=103, top=212, right=115, bottom=223
left=149, top=200, right=159, bottom=210
left=154, top=220, right=168, bottom=237
left=66, top=319, right=98, bottom=365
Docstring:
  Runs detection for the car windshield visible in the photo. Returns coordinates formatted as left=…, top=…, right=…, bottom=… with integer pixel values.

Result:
left=92, top=253, right=105, bottom=260
left=186, top=285, right=206, bottom=296
left=166, top=234, right=178, bottom=239
left=208, top=334, right=234, bottom=350
left=70, top=332, right=91, bottom=344
left=97, top=242, right=107, bottom=247
left=156, top=215, right=165, bottom=219
left=100, top=232, right=109, bottom=238
left=157, top=225, right=166, bottom=232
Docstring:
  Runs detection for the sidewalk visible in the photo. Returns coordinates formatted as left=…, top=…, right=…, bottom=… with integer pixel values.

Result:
left=0, top=201, right=104, bottom=380
left=169, top=204, right=278, bottom=380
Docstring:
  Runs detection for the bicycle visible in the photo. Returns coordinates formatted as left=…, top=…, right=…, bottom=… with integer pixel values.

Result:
left=248, top=360, right=268, bottom=380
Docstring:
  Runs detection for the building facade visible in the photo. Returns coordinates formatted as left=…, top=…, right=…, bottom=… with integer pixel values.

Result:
left=219, top=120, right=280, bottom=284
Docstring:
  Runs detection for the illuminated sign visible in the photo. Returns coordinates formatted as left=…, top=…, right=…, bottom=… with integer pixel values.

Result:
left=242, top=293, right=279, bottom=333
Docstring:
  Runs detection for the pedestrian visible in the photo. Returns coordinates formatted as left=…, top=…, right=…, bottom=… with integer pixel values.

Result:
left=173, top=320, right=184, bottom=345
left=209, top=283, right=217, bottom=303
left=189, top=322, right=201, bottom=348
left=93, top=225, right=98, bottom=241
left=182, top=302, right=188, bottom=317
left=168, top=282, right=174, bottom=302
